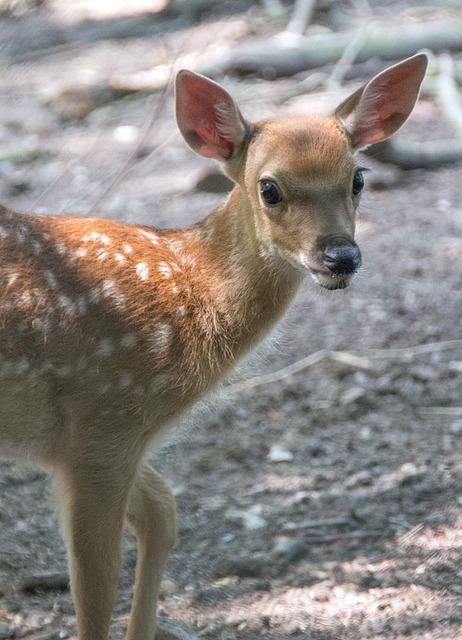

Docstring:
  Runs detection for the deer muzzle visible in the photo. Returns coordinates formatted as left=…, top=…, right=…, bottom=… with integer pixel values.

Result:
left=309, top=235, right=361, bottom=290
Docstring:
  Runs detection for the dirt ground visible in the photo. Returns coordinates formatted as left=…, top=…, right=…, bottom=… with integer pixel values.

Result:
left=0, top=1, right=461, bottom=639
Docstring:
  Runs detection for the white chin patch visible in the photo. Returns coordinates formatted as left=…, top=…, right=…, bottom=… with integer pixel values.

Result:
left=309, top=270, right=352, bottom=290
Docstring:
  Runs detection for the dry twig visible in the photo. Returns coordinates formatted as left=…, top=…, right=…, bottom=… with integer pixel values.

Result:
left=231, top=339, right=462, bottom=391
left=436, top=52, right=462, bottom=135
left=286, top=0, right=317, bottom=35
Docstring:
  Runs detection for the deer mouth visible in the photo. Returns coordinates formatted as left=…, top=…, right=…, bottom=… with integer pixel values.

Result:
left=295, top=238, right=360, bottom=289
left=305, top=236, right=361, bottom=289
left=309, top=269, right=354, bottom=290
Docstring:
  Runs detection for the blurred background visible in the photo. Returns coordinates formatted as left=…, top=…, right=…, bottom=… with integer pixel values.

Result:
left=0, top=1, right=461, bottom=639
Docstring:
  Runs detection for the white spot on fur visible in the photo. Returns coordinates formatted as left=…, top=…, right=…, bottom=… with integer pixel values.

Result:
left=58, top=294, right=76, bottom=316
left=167, top=239, right=183, bottom=256
left=180, top=255, right=196, bottom=269
left=158, top=262, right=172, bottom=278
left=32, top=240, right=42, bottom=255
left=149, top=374, right=170, bottom=394
left=139, top=229, right=159, bottom=245
left=15, top=225, right=28, bottom=244
left=33, top=318, right=51, bottom=334
left=95, top=338, right=114, bottom=357
left=0, top=226, right=9, bottom=240
left=46, top=272, right=58, bottom=288
left=148, top=323, right=172, bottom=354
left=101, top=280, right=126, bottom=308
left=118, top=373, right=134, bottom=390
left=115, top=253, right=126, bottom=264
left=74, top=248, right=88, bottom=259
left=178, top=306, right=186, bottom=317
left=82, top=232, right=111, bottom=245
left=55, top=365, right=72, bottom=378
left=6, top=273, right=18, bottom=286
left=15, top=357, right=30, bottom=375
left=76, top=296, right=87, bottom=315
left=96, top=249, right=109, bottom=262
left=90, top=288, right=101, bottom=304
left=55, top=243, right=66, bottom=255
left=99, top=381, right=112, bottom=395
left=136, top=262, right=149, bottom=281
left=21, top=292, right=33, bottom=307
left=123, top=243, right=133, bottom=254
left=171, top=283, right=178, bottom=294
left=76, top=356, right=89, bottom=372
left=121, top=333, right=137, bottom=348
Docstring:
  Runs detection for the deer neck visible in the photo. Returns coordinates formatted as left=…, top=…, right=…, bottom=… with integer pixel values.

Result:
left=191, top=186, right=304, bottom=361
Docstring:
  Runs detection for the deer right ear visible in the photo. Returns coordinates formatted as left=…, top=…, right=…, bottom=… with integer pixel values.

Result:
left=334, top=53, right=428, bottom=149
left=175, top=70, right=248, bottom=162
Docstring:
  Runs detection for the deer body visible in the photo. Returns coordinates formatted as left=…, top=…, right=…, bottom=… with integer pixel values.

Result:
left=0, top=201, right=301, bottom=462
left=0, top=55, right=427, bottom=640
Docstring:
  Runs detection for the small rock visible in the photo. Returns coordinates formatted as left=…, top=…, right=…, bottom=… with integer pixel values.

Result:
left=345, top=470, right=373, bottom=489
left=19, top=571, right=70, bottom=593
left=113, top=125, right=139, bottom=144
left=309, top=444, right=326, bottom=457
left=214, top=556, right=267, bottom=579
left=42, top=82, right=118, bottom=121
left=156, top=617, right=198, bottom=640
left=272, top=536, right=309, bottom=563
left=410, top=364, right=438, bottom=382
left=357, top=572, right=384, bottom=589
left=340, top=386, right=368, bottom=406
left=359, top=426, right=372, bottom=440
left=290, top=574, right=322, bottom=588
left=0, top=622, right=14, bottom=639
left=159, top=578, right=178, bottom=598
left=225, top=507, right=267, bottom=531
left=449, top=360, right=462, bottom=373
left=267, top=443, right=294, bottom=463
left=450, top=420, right=462, bottom=435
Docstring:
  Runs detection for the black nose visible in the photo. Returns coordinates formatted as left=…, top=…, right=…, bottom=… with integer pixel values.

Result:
left=322, top=241, right=362, bottom=276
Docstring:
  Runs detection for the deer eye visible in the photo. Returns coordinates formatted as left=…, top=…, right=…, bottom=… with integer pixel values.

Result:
left=260, top=180, right=282, bottom=205
left=352, top=168, right=365, bottom=196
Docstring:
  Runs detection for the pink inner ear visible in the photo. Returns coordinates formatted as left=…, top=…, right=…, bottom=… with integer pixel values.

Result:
left=349, top=54, right=427, bottom=149
left=176, top=72, right=244, bottom=161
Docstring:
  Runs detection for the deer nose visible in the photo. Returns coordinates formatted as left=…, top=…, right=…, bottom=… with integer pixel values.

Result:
left=322, top=240, right=362, bottom=276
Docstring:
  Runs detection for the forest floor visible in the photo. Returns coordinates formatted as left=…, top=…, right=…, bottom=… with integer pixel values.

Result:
left=0, top=1, right=461, bottom=639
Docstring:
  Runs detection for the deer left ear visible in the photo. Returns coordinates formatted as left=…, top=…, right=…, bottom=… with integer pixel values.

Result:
left=175, top=70, right=248, bottom=161
left=334, top=53, right=428, bottom=149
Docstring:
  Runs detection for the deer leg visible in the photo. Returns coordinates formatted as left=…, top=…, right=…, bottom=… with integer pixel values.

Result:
left=125, top=462, right=177, bottom=640
left=54, top=456, right=136, bottom=640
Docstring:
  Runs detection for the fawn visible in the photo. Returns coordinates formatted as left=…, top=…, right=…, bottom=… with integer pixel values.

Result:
left=0, top=54, right=427, bottom=639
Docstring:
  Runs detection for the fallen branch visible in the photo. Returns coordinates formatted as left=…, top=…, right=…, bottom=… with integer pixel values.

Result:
left=231, top=339, right=462, bottom=391
left=19, top=571, right=69, bottom=593
left=417, top=407, right=462, bottom=415
left=364, top=138, right=462, bottom=169
left=303, top=529, right=389, bottom=545
left=19, top=632, right=63, bottom=640
left=325, top=20, right=369, bottom=90
left=207, top=20, right=462, bottom=79
left=2, top=0, right=239, bottom=62
left=286, top=0, right=317, bottom=35
left=436, top=52, right=462, bottom=135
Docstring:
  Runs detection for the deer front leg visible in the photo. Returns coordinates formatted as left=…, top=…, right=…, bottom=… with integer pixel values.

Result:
left=55, top=454, right=136, bottom=640
left=125, top=462, right=177, bottom=640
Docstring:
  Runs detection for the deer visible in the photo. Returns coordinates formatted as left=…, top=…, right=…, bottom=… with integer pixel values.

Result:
left=0, top=53, right=427, bottom=639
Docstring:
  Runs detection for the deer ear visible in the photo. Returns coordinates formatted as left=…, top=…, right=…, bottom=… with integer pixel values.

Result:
left=334, top=53, right=428, bottom=149
left=175, top=70, right=248, bottom=161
